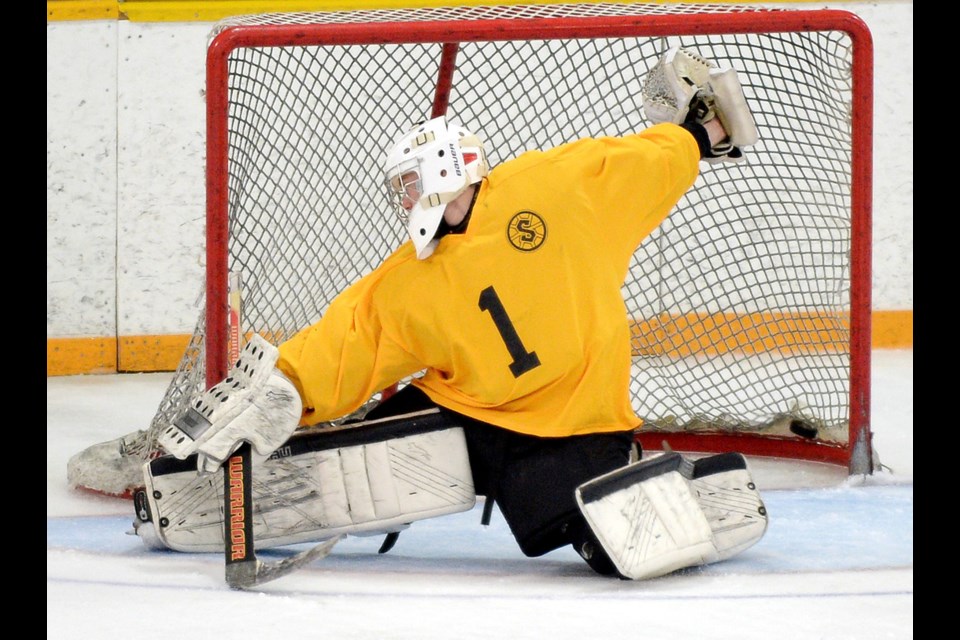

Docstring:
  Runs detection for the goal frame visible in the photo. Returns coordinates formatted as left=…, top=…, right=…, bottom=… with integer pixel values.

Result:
left=203, top=6, right=874, bottom=473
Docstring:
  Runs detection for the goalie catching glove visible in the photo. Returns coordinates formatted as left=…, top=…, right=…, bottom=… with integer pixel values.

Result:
left=158, top=334, right=302, bottom=475
left=641, top=47, right=758, bottom=163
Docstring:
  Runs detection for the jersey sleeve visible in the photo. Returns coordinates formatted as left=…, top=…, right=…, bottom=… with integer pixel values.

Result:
left=275, top=252, right=424, bottom=426
left=552, top=122, right=701, bottom=258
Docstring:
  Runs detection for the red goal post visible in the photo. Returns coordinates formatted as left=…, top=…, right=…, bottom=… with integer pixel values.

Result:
left=68, top=2, right=875, bottom=500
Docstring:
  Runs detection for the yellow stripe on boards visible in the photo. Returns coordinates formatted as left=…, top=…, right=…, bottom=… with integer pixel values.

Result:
left=47, top=337, right=118, bottom=376
left=117, top=334, right=194, bottom=372
left=871, top=309, right=913, bottom=350
left=47, top=1, right=120, bottom=21
left=628, top=310, right=914, bottom=357
left=47, top=335, right=190, bottom=375
left=46, top=311, right=913, bottom=375
left=48, top=0, right=840, bottom=23
left=120, top=1, right=583, bottom=23
left=630, top=311, right=849, bottom=358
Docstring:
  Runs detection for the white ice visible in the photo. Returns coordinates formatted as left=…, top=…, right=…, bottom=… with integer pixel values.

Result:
left=47, top=350, right=912, bottom=640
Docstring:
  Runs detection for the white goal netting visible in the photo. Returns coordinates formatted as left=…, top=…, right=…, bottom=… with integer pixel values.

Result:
left=68, top=2, right=874, bottom=498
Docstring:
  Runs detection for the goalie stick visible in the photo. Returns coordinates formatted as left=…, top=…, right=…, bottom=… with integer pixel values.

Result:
left=216, top=275, right=344, bottom=588
left=222, top=441, right=342, bottom=589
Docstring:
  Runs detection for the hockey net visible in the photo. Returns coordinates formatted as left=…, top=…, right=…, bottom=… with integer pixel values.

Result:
left=68, top=2, right=874, bottom=499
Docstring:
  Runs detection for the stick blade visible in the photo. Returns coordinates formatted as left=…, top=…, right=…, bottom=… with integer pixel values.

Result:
left=226, top=535, right=342, bottom=589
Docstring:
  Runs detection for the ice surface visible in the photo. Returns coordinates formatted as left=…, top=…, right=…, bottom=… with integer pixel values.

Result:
left=47, top=350, right=912, bottom=639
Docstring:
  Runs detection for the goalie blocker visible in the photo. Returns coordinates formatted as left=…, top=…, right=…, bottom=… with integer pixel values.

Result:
left=133, top=408, right=476, bottom=553
left=158, top=334, right=304, bottom=476
left=576, top=451, right=768, bottom=580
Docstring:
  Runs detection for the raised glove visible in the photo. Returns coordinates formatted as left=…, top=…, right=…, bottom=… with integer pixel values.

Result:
left=642, top=47, right=758, bottom=163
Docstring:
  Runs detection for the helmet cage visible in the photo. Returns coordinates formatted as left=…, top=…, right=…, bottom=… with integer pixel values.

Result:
left=385, top=159, right=423, bottom=224
left=383, top=117, right=489, bottom=258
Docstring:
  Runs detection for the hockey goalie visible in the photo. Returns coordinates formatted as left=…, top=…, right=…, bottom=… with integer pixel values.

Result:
left=126, top=46, right=768, bottom=581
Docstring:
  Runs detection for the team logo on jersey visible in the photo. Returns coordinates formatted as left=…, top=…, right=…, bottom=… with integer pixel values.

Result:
left=507, top=211, right=546, bottom=252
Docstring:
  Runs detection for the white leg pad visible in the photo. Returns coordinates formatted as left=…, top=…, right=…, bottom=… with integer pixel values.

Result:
left=576, top=453, right=719, bottom=580
left=691, top=453, right=768, bottom=560
left=134, top=414, right=475, bottom=553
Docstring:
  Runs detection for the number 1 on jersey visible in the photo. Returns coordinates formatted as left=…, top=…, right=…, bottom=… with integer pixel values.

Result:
left=478, top=286, right=541, bottom=378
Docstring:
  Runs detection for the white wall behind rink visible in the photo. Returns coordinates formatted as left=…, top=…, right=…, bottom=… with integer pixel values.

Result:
left=46, top=2, right=914, bottom=340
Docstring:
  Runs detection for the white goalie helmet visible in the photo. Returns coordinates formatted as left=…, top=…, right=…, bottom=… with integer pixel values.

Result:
left=384, top=116, right=489, bottom=259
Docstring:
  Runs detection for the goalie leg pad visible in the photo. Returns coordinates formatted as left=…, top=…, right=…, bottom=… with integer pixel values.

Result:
left=134, top=412, right=476, bottom=553
left=691, top=452, right=768, bottom=560
left=157, top=334, right=303, bottom=474
left=575, top=452, right=718, bottom=580
left=575, top=451, right=769, bottom=580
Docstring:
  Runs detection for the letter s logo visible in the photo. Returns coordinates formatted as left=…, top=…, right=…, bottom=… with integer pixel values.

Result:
left=506, top=211, right=546, bottom=252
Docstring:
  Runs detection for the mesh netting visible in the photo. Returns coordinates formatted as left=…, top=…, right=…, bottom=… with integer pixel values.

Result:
left=69, top=3, right=871, bottom=496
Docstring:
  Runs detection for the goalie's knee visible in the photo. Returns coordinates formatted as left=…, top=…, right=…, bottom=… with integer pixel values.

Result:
left=565, top=518, right=623, bottom=578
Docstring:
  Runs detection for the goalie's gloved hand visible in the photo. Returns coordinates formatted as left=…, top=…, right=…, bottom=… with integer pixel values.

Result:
left=642, top=47, right=758, bottom=163
left=683, top=92, right=717, bottom=127
left=683, top=88, right=751, bottom=164
left=158, top=334, right=303, bottom=475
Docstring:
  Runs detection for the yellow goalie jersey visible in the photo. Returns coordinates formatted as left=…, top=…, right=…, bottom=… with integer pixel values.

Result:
left=278, top=123, right=701, bottom=437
